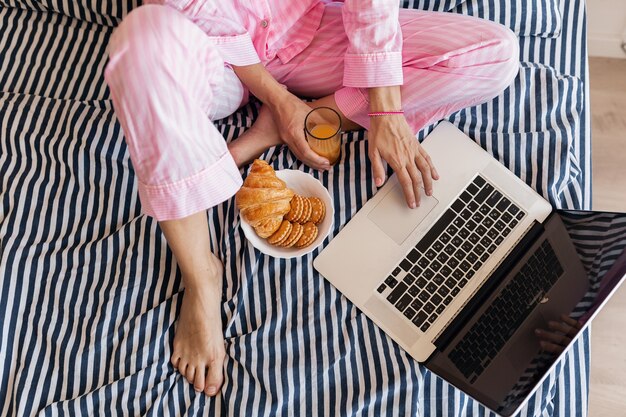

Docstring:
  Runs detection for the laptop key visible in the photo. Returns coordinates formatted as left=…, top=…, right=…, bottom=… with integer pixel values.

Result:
left=502, top=212, right=512, bottom=223
left=407, top=249, right=420, bottom=263
left=421, top=322, right=431, bottom=332
left=445, top=277, right=457, bottom=288
left=474, top=244, right=485, bottom=255
left=497, top=198, right=511, bottom=212
left=474, top=185, right=492, bottom=203
left=459, top=261, right=471, bottom=271
left=395, top=293, right=413, bottom=312
left=448, top=258, right=459, bottom=269
left=377, top=284, right=387, bottom=293
left=466, top=220, right=477, bottom=231
left=486, top=190, right=502, bottom=207
left=410, top=299, right=422, bottom=311
left=494, top=220, right=506, bottom=231
left=386, top=282, right=407, bottom=304
left=467, top=183, right=479, bottom=195
left=400, top=259, right=412, bottom=271
left=411, top=265, right=422, bottom=276
left=460, top=191, right=472, bottom=203
left=452, top=269, right=464, bottom=280
left=408, top=285, right=420, bottom=296
left=403, top=307, right=417, bottom=320
left=451, top=199, right=465, bottom=213
left=508, top=204, right=520, bottom=215
left=453, top=218, right=465, bottom=228
left=440, top=266, right=452, bottom=276
left=433, top=241, right=444, bottom=252
left=437, top=253, right=449, bottom=264
left=437, top=286, right=449, bottom=297
left=466, top=270, right=475, bottom=278
left=426, top=283, right=437, bottom=293
left=412, top=311, right=428, bottom=327
left=476, top=225, right=487, bottom=235
left=425, top=249, right=437, bottom=260
left=460, top=209, right=472, bottom=220
left=418, top=258, right=429, bottom=268
left=469, top=233, right=480, bottom=244
left=483, top=218, right=494, bottom=228
left=430, top=260, right=442, bottom=272
left=416, top=277, right=428, bottom=287
left=471, top=213, right=483, bottom=223
left=467, top=253, right=478, bottom=264
left=427, top=314, right=437, bottom=323
left=424, top=302, right=435, bottom=314
left=515, top=211, right=524, bottom=220
left=418, top=291, right=430, bottom=302
left=480, top=253, right=489, bottom=263
left=479, top=205, right=490, bottom=215
left=454, top=250, right=465, bottom=261
left=433, top=274, right=445, bottom=285
left=392, top=267, right=401, bottom=276
left=440, top=233, right=452, bottom=244
left=446, top=225, right=459, bottom=235
left=404, top=274, right=416, bottom=285
left=462, top=241, right=473, bottom=252
left=415, top=209, right=456, bottom=252
left=468, top=201, right=479, bottom=212
left=431, top=294, right=442, bottom=305
left=423, top=269, right=435, bottom=279
left=436, top=304, right=445, bottom=315
left=443, top=296, right=453, bottom=306
left=474, top=175, right=486, bottom=187
left=451, top=287, right=460, bottom=296
left=444, top=245, right=456, bottom=255
left=459, top=278, right=469, bottom=287
left=495, top=236, right=504, bottom=245
left=384, top=276, right=398, bottom=288
left=459, top=228, right=470, bottom=239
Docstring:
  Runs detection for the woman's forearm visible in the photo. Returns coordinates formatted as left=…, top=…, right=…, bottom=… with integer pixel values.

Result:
left=368, top=86, right=402, bottom=112
left=232, top=63, right=289, bottom=106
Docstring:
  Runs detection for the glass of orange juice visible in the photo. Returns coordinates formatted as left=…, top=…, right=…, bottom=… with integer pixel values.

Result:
left=304, top=107, right=342, bottom=165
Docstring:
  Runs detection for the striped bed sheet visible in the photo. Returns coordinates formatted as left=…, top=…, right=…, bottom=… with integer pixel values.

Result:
left=0, top=0, right=595, bottom=416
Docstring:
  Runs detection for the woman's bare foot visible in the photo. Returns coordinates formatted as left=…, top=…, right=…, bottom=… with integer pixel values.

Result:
left=170, top=253, right=226, bottom=396
left=228, top=104, right=283, bottom=167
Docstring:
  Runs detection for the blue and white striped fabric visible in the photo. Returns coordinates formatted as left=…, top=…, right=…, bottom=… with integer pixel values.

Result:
left=0, top=0, right=594, bottom=416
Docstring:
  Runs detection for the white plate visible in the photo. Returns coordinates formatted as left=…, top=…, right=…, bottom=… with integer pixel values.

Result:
left=239, top=170, right=334, bottom=259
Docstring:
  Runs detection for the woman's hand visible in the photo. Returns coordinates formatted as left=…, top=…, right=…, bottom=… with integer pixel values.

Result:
left=368, top=115, right=438, bottom=208
left=368, top=87, right=439, bottom=208
left=534, top=314, right=582, bottom=355
left=266, top=92, right=331, bottom=170
left=232, top=63, right=329, bottom=171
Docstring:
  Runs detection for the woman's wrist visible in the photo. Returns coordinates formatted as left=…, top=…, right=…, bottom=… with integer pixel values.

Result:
left=368, top=85, right=402, bottom=113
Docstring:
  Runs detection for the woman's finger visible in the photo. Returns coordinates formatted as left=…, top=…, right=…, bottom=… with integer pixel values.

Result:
left=415, top=152, right=434, bottom=196
left=396, top=167, right=417, bottom=208
left=548, top=320, right=580, bottom=338
left=369, top=147, right=386, bottom=187
left=290, top=131, right=330, bottom=170
left=535, top=329, right=571, bottom=347
left=539, top=340, right=565, bottom=355
left=406, top=160, right=423, bottom=206
left=420, top=146, right=439, bottom=180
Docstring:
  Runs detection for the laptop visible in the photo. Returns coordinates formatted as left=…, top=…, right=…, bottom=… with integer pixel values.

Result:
left=313, top=121, right=590, bottom=415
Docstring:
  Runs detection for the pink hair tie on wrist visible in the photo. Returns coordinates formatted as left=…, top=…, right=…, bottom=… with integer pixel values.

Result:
left=367, top=110, right=404, bottom=117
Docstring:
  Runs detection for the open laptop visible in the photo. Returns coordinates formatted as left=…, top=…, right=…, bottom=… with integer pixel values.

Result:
left=313, top=121, right=590, bottom=415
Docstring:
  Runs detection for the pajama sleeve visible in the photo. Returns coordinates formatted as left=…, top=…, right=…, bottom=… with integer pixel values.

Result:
left=340, top=0, right=404, bottom=88
left=144, top=0, right=261, bottom=66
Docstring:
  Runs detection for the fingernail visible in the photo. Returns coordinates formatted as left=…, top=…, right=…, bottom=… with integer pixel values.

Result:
left=375, top=178, right=383, bottom=187
left=427, top=189, right=432, bottom=196
left=194, top=386, right=202, bottom=392
left=207, top=386, right=217, bottom=395
left=410, top=202, right=416, bottom=209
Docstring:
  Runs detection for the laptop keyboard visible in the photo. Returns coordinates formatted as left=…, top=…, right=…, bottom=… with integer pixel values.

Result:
left=448, top=240, right=564, bottom=383
left=376, top=175, right=526, bottom=333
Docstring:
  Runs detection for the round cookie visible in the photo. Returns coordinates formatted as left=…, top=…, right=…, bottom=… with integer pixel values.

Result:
left=295, top=222, right=318, bottom=248
left=284, top=195, right=304, bottom=222
left=296, top=197, right=312, bottom=224
left=267, top=220, right=293, bottom=246
left=280, top=222, right=304, bottom=248
left=308, top=197, right=325, bottom=225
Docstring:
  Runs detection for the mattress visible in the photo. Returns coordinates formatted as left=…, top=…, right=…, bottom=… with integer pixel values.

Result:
left=0, top=0, right=595, bottom=415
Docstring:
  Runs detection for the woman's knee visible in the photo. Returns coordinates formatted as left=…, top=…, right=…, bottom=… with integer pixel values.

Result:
left=486, top=23, right=520, bottom=91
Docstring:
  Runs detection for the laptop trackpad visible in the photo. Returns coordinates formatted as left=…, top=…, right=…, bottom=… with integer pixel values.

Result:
left=368, top=183, right=439, bottom=245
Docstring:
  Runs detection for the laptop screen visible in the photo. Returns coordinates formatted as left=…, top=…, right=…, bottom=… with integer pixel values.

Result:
left=495, top=210, right=626, bottom=416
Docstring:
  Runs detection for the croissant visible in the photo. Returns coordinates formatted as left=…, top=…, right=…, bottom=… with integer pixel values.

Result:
left=236, top=160, right=294, bottom=238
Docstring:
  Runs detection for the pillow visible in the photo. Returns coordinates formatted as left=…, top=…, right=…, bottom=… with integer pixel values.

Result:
left=453, top=0, right=562, bottom=38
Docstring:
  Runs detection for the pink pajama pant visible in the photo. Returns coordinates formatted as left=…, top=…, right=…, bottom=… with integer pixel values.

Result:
left=104, top=3, right=519, bottom=221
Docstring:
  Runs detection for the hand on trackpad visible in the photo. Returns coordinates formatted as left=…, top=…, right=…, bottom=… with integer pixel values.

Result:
left=367, top=182, right=439, bottom=245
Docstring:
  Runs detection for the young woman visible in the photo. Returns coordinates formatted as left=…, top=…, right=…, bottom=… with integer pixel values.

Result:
left=104, top=0, right=519, bottom=397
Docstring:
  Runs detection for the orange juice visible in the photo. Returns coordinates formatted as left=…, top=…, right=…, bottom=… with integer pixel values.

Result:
left=308, top=124, right=341, bottom=165
left=310, top=124, right=337, bottom=139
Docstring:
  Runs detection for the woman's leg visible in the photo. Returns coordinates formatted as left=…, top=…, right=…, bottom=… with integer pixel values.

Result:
left=266, top=4, right=519, bottom=134
left=104, top=5, right=248, bottom=396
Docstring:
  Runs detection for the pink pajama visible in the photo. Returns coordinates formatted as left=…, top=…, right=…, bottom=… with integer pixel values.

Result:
left=104, top=2, right=519, bottom=221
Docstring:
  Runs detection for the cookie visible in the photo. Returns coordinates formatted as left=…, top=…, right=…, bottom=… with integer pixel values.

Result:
left=280, top=222, right=304, bottom=248
left=308, top=197, right=325, bottom=225
left=295, top=222, right=318, bottom=248
left=284, top=195, right=304, bottom=222
left=296, top=197, right=312, bottom=224
left=267, top=220, right=293, bottom=245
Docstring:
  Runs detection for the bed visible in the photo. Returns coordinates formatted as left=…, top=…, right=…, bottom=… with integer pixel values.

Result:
left=0, top=0, right=595, bottom=415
